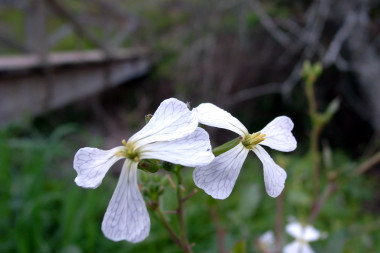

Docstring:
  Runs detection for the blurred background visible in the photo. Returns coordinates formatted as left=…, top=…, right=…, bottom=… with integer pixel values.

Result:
left=0, top=0, right=379, bottom=252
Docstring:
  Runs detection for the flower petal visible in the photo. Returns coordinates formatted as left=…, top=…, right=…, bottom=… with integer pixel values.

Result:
left=286, top=222, right=321, bottom=242
left=284, top=241, right=315, bottom=253
left=260, top=116, right=297, bottom=152
left=101, top=160, right=150, bottom=243
left=193, top=143, right=249, bottom=199
left=73, top=147, right=124, bottom=188
left=286, top=222, right=304, bottom=239
left=129, top=98, right=197, bottom=148
left=193, top=103, right=248, bottom=136
left=139, top=127, right=214, bottom=167
left=253, top=145, right=287, bottom=197
left=258, top=231, right=275, bottom=250
left=303, top=225, right=321, bottom=242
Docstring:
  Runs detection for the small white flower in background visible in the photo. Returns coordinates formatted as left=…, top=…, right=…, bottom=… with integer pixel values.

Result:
left=258, top=231, right=276, bottom=253
left=284, top=221, right=323, bottom=253
left=73, top=98, right=214, bottom=243
left=193, top=103, right=296, bottom=199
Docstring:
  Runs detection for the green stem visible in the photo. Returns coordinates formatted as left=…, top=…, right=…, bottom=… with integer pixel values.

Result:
left=274, top=193, right=284, bottom=253
left=155, top=207, right=184, bottom=250
left=212, top=137, right=241, bottom=156
left=175, top=170, right=193, bottom=253
left=355, top=150, right=380, bottom=175
left=310, top=124, right=322, bottom=197
left=305, top=78, right=322, bottom=197
left=308, top=182, right=336, bottom=224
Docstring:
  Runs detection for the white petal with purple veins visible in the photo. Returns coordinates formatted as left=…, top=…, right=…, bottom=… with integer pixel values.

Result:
left=129, top=98, right=197, bottom=148
left=140, top=127, right=214, bottom=167
left=193, top=103, right=249, bottom=136
left=260, top=116, right=297, bottom=152
left=101, top=160, right=150, bottom=243
left=193, top=143, right=249, bottom=199
left=253, top=145, right=287, bottom=197
left=73, top=146, right=124, bottom=188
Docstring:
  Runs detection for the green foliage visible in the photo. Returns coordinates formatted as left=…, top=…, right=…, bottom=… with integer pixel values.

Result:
left=0, top=121, right=379, bottom=252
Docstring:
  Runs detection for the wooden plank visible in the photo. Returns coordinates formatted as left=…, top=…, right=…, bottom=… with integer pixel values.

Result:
left=0, top=48, right=149, bottom=72
left=0, top=52, right=150, bottom=126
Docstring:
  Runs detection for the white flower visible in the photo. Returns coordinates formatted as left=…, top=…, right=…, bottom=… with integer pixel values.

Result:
left=193, top=103, right=296, bottom=199
left=73, top=98, right=214, bottom=243
left=284, top=222, right=322, bottom=253
left=258, top=231, right=276, bottom=253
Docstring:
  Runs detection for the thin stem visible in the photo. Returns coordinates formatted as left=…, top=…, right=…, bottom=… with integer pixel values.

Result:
left=176, top=170, right=193, bottom=253
left=310, top=124, right=322, bottom=197
left=274, top=193, right=284, bottom=253
left=305, top=78, right=322, bottom=197
left=356, top=150, right=380, bottom=175
left=182, top=189, right=198, bottom=203
left=210, top=205, right=227, bottom=253
left=307, top=182, right=337, bottom=224
left=155, top=207, right=184, bottom=250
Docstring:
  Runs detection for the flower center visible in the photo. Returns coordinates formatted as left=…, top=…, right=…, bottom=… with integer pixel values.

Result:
left=115, top=139, right=140, bottom=162
left=242, top=132, right=266, bottom=149
left=297, top=238, right=308, bottom=244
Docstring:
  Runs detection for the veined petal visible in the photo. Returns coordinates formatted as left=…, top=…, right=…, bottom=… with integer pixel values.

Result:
left=284, top=241, right=315, bottom=253
left=73, top=146, right=124, bottom=188
left=193, top=103, right=249, bottom=136
left=139, top=127, right=214, bottom=167
left=260, top=116, right=297, bottom=152
left=129, top=98, right=197, bottom=148
left=193, top=143, right=249, bottom=199
left=253, top=145, right=287, bottom=197
left=102, top=160, right=150, bottom=243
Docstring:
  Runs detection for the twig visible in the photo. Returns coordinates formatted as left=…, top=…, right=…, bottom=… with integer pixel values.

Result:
left=282, top=60, right=304, bottom=98
left=323, top=11, right=357, bottom=66
left=305, top=77, right=322, bottom=198
left=210, top=206, right=227, bottom=253
left=166, top=174, right=177, bottom=189
left=355, top=150, right=380, bottom=175
left=247, top=0, right=291, bottom=47
left=176, top=170, right=193, bottom=253
left=45, top=0, right=110, bottom=54
left=308, top=182, right=337, bottom=224
left=182, top=189, right=198, bottom=203
left=155, top=207, right=185, bottom=250
left=230, top=83, right=282, bottom=104
left=0, top=31, right=29, bottom=53
left=274, top=193, right=284, bottom=253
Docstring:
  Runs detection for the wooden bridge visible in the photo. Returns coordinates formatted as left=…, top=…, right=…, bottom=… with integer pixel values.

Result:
left=0, top=0, right=151, bottom=126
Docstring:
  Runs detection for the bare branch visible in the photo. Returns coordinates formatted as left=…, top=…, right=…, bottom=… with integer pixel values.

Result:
left=247, top=0, right=291, bottom=47
left=48, top=24, right=73, bottom=49
left=45, top=0, right=110, bottom=54
left=323, top=11, right=357, bottom=66
left=230, top=82, right=282, bottom=104
left=0, top=31, right=29, bottom=53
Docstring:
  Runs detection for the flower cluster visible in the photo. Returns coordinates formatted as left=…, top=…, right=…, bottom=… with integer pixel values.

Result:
left=258, top=221, right=325, bottom=253
left=73, top=98, right=297, bottom=243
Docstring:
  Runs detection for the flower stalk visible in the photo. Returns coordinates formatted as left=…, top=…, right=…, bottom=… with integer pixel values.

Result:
left=155, top=207, right=185, bottom=250
left=175, top=168, right=193, bottom=253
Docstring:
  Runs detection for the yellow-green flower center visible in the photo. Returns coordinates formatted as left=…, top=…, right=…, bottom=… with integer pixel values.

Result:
left=242, top=132, right=266, bottom=149
left=297, top=238, right=308, bottom=244
left=115, top=139, right=140, bottom=162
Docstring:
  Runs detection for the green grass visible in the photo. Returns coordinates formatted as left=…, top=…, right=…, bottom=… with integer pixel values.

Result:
left=0, top=123, right=379, bottom=253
